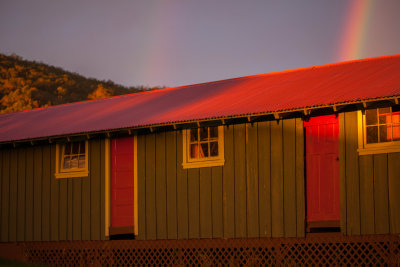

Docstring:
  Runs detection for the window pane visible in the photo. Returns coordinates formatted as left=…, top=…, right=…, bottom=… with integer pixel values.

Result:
left=190, top=129, right=198, bottom=142
left=71, top=142, right=79, bottom=154
left=209, top=127, right=218, bottom=139
left=64, top=143, right=71, bottom=155
left=366, top=109, right=377, bottom=125
left=200, top=143, right=208, bottom=157
left=70, top=156, right=78, bottom=168
left=200, top=127, right=208, bottom=141
left=379, top=114, right=388, bottom=124
left=63, top=157, right=70, bottom=169
left=78, top=155, right=85, bottom=168
left=79, top=142, right=85, bottom=154
left=366, top=126, right=378, bottom=143
left=379, top=125, right=390, bottom=142
left=393, top=124, right=400, bottom=141
left=210, top=142, right=218, bottom=156
left=379, top=107, right=390, bottom=116
left=190, top=144, right=198, bottom=158
left=393, top=111, right=400, bottom=124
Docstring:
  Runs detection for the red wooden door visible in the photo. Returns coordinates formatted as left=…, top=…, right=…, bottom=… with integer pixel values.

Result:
left=111, top=137, right=134, bottom=231
left=305, top=115, right=340, bottom=225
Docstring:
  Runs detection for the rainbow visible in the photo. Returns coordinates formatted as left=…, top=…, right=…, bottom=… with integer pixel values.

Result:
left=337, top=0, right=375, bottom=61
left=138, top=1, right=178, bottom=87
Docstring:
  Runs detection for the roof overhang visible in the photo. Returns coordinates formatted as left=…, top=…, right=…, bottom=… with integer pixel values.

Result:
left=2, top=95, right=399, bottom=148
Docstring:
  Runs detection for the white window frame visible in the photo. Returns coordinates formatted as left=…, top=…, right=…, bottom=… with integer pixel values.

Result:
left=357, top=109, right=400, bottom=155
left=55, top=140, right=89, bottom=178
left=182, top=126, right=225, bottom=169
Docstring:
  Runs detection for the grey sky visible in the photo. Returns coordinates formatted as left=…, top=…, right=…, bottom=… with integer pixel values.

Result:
left=0, top=0, right=399, bottom=88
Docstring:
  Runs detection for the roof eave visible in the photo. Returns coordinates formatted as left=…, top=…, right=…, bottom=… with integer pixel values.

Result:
left=1, top=95, right=399, bottom=147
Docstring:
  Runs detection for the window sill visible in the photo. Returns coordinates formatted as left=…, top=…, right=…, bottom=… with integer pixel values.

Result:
left=55, top=171, right=89, bottom=179
left=358, top=144, right=400, bottom=155
left=182, top=159, right=225, bottom=169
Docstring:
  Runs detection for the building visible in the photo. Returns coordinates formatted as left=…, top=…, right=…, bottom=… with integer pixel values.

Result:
left=0, top=55, right=399, bottom=264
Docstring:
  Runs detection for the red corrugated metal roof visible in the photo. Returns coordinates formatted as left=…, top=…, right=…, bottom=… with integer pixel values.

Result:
left=1, top=54, right=400, bottom=143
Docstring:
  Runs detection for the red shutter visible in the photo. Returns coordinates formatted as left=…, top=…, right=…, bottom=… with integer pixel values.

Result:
left=305, top=115, right=340, bottom=224
left=111, top=137, right=135, bottom=230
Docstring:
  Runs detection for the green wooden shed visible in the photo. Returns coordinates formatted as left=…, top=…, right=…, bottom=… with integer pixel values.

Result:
left=0, top=54, right=400, bottom=245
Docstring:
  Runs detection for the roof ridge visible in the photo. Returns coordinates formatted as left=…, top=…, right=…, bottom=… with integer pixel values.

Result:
left=247, top=54, right=400, bottom=78
left=1, top=54, right=398, bottom=117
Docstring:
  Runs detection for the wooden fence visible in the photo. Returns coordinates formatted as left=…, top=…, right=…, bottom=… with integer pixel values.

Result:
left=2, top=234, right=399, bottom=266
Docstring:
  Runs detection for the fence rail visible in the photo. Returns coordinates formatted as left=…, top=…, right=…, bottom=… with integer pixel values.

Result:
left=2, top=234, right=400, bottom=266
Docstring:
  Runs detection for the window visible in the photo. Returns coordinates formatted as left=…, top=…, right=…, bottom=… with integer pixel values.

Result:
left=357, top=106, right=400, bottom=155
left=55, top=141, right=89, bottom=178
left=182, top=126, right=224, bottom=168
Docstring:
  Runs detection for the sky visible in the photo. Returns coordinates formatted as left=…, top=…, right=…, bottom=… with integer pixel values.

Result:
left=0, top=0, right=399, bottom=88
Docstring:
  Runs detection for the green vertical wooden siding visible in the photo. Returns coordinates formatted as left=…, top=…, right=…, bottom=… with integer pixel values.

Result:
left=1, top=149, right=10, bottom=241
left=5, top=110, right=398, bottom=242
left=155, top=132, right=167, bottom=239
left=166, top=131, right=178, bottom=239
left=136, top=134, right=147, bottom=240
left=339, top=111, right=400, bottom=235
left=0, top=138, right=107, bottom=242
left=222, top=125, right=235, bottom=238
left=137, top=119, right=305, bottom=239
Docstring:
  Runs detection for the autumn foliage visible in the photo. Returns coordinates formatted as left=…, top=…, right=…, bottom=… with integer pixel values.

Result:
left=0, top=54, right=163, bottom=113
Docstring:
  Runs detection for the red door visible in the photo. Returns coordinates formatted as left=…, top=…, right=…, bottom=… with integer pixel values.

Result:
left=305, top=115, right=340, bottom=227
left=111, top=137, right=135, bottom=233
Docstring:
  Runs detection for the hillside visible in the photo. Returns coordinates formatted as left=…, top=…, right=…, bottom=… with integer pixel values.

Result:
left=0, top=53, right=162, bottom=114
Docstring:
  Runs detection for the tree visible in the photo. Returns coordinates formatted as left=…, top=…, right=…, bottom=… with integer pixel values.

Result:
left=0, top=86, right=39, bottom=113
left=88, top=84, right=113, bottom=100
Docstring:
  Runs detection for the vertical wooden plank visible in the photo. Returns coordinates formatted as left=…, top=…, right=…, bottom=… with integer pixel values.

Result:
left=134, top=137, right=138, bottom=237
left=283, top=119, right=297, bottom=237
left=223, top=125, right=235, bottom=238
left=100, top=139, right=106, bottom=240
left=72, top=178, right=82, bottom=240
left=388, top=153, right=400, bottom=233
left=212, top=166, right=223, bottom=238
left=105, top=138, right=111, bottom=238
left=1, top=149, right=10, bottom=242
left=0, top=150, right=2, bottom=238
left=41, top=145, right=51, bottom=241
left=137, top=135, right=147, bottom=240
left=374, top=153, right=389, bottom=234
left=295, top=118, right=305, bottom=237
left=17, top=148, right=26, bottom=241
left=155, top=131, right=167, bottom=239
left=81, top=143, right=91, bottom=240
left=338, top=113, right=347, bottom=234
left=199, top=167, right=212, bottom=238
left=166, top=131, right=177, bottom=239
left=33, top=147, right=42, bottom=241
left=59, top=178, right=68, bottom=240
left=188, top=168, right=200, bottom=238
left=145, top=134, right=157, bottom=239
left=345, top=112, right=360, bottom=235
left=90, top=138, right=101, bottom=240
left=359, top=155, right=375, bottom=234
left=270, top=120, right=284, bottom=237
left=67, top=179, right=73, bottom=240
left=9, top=148, right=18, bottom=241
left=176, top=130, right=188, bottom=239
left=24, top=147, right=34, bottom=241
left=234, top=124, right=247, bottom=237
left=0, top=151, right=1, bottom=236
left=246, top=123, right=259, bottom=238
left=258, top=121, right=271, bottom=237
left=49, top=144, right=59, bottom=241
